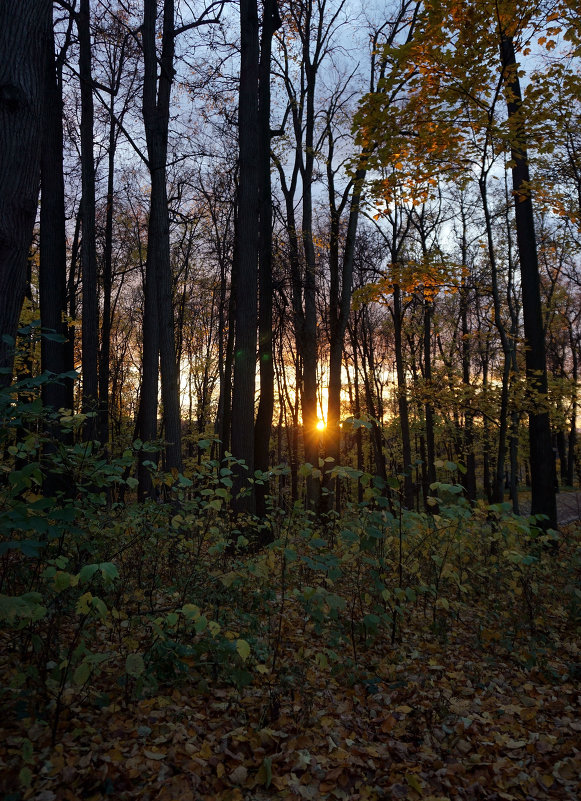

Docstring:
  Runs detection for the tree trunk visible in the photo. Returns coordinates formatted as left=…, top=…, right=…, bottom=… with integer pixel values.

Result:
left=458, top=207, right=476, bottom=500
left=0, top=0, right=50, bottom=385
left=98, top=94, right=116, bottom=449
left=567, top=333, right=578, bottom=487
left=231, top=0, right=260, bottom=510
left=500, top=33, right=556, bottom=529
left=254, top=0, right=281, bottom=517
left=423, top=299, right=437, bottom=492
left=325, top=164, right=367, bottom=512
left=40, top=16, right=73, bottom=416
left=391, top=284, right=414, bottom=508
left=139, top=0, right=182, bottom=498
left=78, top=0, right=99, bottom=438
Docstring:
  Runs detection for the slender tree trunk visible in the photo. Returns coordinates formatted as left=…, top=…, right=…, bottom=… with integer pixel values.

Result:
left=348, top=321, right=364, bottom=503
left=458, top=208, right=476, bottom=500
left=219, top=261, right=236, bottom=460
left=325, top=165, right=367, bottom=511
left=0, top=0, right=51, bottom=385
left=359, top=315, right=388, bottom=488
left=139, top=0, right=182, bottom=497
left=391, top=285, right=414, bottom=507
left=500, top=33, right=556, bottom=528
left=138, top=0, right=162, bottom=498
left=494, top=353, right=511, bottom=503
left=99, top=95, right=116, bottom=448
left=78, top=0, right=99, bottom=438
left=509, top=410, right=520, bottom=512
left=254, top=0, right=281, bottom=517
left=567, top=335, right=578, bottom=487
left=478, top=176, right=513, bottom=504
left=66, top=208, right=82, bottom=396
left=40, top=18, right=72, bottom=416
left=423, top=299, right=437, bottom=491
left=231, top=0, right=260, bottom=510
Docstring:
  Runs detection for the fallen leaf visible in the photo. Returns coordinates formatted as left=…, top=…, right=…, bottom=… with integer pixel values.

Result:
left=143, top=749, right=166, bottom=760
left=229, top=764, right=248, bottom=785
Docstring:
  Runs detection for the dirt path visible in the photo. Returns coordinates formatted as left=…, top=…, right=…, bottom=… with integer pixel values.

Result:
left=517, top=490, right=581, bottom=526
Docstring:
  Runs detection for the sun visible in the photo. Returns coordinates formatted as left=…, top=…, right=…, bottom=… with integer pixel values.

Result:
left=316, top=419, right=326, bottom=431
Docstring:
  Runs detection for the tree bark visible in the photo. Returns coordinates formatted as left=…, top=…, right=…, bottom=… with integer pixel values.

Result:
left=254, top=0, right=281, bottom=517
left=138, top=0, right=183, bottom=497
left=78, top=0, right=99, bottom=438
left=391, top=284, right=414, bottom=508
left=500, top=33, right=556, bottom=529
left=325, top=162, right=367, bottom=511
left=231, top=0, right=260, bottom=510
left=0, top=0, right=51, bottom=385
left=40, top=15, right=73, bottom=415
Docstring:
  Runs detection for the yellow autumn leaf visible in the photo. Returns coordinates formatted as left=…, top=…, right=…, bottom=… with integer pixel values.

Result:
left=236, top=638, right=251, bottom=660
left=406, top=773, right=424, bottom=792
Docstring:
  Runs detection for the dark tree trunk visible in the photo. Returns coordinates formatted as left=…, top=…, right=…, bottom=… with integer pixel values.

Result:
left=254, top=0, right=281, bottom=517
left=423, top=300, right=437, bottom=489
left=478, top=175, right=514, bottom=505
left=66, top=208, right=82, bottom=391
left=0, top=0, right=50, bottom=385
left=98, top=96, right=116, bottom=448
left=301, top=105, right=320, bottom=513
left=348, top=320, right=364, bottom=503
left=500, top=33, right=557, bottom=529
left=219, top=257, right=236, bottom=460
left=138, top=0, right=182, bottom=499
left=231, top=0, right=260, bottom=510
left=40, top=16, right=73, bottom=417
left=458, top=210, right=476, bottom=500
left=392, top=284, right=414, bottom=508
left=78, top=0, right=99, bottom=438
left=325, top=163, right=367, bottom=512
left=138, top=0, right=162, bottom=499
left=567, top=334, right=578, bottom=487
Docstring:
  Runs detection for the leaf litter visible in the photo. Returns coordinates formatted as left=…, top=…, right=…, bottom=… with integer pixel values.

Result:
left=1, top=523, right=579, bottom=801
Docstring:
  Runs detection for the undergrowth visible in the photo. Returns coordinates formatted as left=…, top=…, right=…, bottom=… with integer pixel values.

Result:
left=1, top=381, right=580, bottom=798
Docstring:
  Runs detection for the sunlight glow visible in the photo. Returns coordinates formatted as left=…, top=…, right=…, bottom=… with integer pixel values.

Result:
left=316, top=419, right=326, bottom=431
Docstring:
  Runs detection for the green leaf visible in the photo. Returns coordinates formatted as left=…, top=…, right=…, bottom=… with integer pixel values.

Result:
left=0, top=593, right=46, bottom=625
left=99, top=562, right=119, bottom=583
left=19, top=767, right=32, bottom=788
left=73, top=660, right=91, bottom=686
left=54, top=571, right=73, bottom=592
left=0, top=540, right=43, bottom=558
left=363, top=613, right=380, bottom=632
left=195, top=615, right=208, bottom=633
left=182, top=603, right=200, bottom=620
left=21, top=739, right=33, bottom=764
left=125, top=653, right=145, bottom=677
left=78, top=564, right=99, bottom=584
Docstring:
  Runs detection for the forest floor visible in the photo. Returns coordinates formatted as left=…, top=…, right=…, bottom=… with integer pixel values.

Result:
left=2, top=521, right=580, bottom=801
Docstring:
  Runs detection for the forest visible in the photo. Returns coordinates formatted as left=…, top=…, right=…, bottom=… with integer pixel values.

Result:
left=0, top=0, right=580, bottom=799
